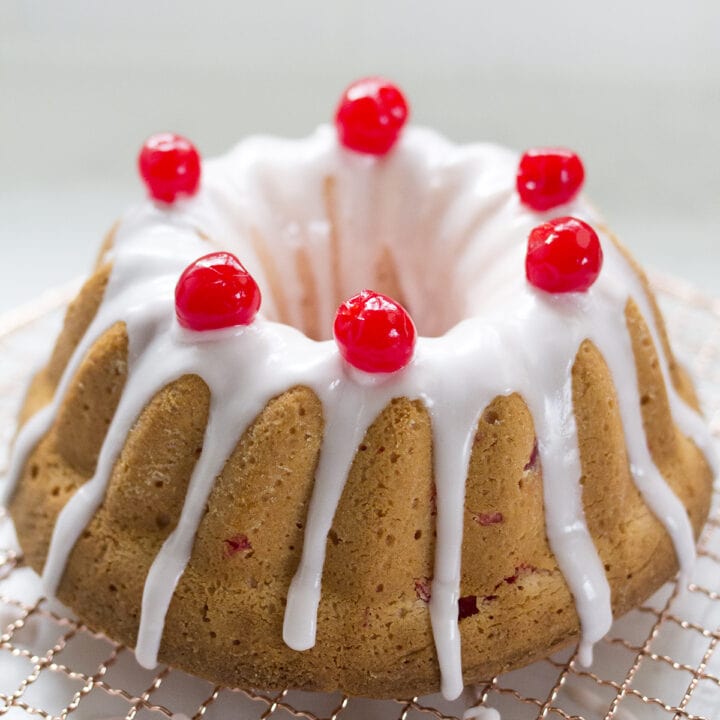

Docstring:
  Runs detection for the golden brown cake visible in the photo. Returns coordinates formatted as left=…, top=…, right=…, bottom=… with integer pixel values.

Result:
left=5, top=79, right=716, bottom=700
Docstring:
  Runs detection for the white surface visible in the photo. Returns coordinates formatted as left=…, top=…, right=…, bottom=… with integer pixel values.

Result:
left=1, top=1, right=719, bottom=311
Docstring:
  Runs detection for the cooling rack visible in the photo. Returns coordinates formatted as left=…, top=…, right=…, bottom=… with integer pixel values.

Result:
left=0, top=272, right=719, bottom=720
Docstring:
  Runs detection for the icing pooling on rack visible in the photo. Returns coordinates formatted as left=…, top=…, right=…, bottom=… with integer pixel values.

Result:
left=4, top=126, right=717, bottom=701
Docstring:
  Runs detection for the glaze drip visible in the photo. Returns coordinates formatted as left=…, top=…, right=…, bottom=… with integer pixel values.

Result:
left=4, top=126, right=717, bottom=701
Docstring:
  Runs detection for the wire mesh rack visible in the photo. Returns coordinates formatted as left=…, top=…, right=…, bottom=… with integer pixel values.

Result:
left=0, top=272, right=719, bottom=720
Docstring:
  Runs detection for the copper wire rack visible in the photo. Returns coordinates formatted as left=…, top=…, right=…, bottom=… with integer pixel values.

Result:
left=0, top=272, right=719, bottom=720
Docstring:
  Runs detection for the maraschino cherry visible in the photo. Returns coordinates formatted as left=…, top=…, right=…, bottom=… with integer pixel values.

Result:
left=333, top=290, right=416, bottom=373
left=517, top=148, right=585, bottom=212
left=175, top=252, right=261, bottom=331
left=335, top=77, right=409, bottom=155
left=138, top=133, right=201, bottom=203
left=526, top=216, right=603, bottom=293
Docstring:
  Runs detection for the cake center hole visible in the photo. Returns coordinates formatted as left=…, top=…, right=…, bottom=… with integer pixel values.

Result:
left=235, top=175, right=476, bottom=341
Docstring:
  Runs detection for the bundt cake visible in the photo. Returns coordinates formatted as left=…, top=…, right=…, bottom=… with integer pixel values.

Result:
left=5, top=78, right=717, bottom=700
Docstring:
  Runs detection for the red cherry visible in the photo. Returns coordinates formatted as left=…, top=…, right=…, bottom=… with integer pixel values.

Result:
left=526, top=217, right=603, bottom=293
left=333, top=290, right=416, bottom=374
left=138, top=133, right=201, bottom=203
left=335, top=77, right=409, bottom=156
left=458, top=595, right=479, bottom=621
left=517, top=148, right=585, bottom=212
left=175, top=252, right=261, bottom=331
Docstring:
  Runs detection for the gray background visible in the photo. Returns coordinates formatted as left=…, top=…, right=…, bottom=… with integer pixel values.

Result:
left=1, top=0, right=718, bottom=310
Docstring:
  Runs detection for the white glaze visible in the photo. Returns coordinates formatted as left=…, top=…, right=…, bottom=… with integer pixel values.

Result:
left=463, top=705, right=502, bottom=720
left=462, top=686, right=502, bottom=720
left=463, top=706, right=501, bottom=720
left=4, top=125, right=717, bottom=700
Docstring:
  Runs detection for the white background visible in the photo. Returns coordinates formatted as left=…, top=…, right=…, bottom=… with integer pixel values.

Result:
left=1, top=1, right=719, bottom=311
